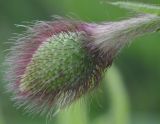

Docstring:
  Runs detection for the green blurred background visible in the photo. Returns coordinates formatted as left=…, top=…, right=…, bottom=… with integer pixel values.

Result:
left=0, top=0, right=160, bottom=124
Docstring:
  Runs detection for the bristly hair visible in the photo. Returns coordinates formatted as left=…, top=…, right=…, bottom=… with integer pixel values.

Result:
left=4, top=14, right=160, bottom=118
left=4, top=17, right=113, bottom=118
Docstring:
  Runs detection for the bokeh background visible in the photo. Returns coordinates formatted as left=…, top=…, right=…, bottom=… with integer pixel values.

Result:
left=0, top=0, right=160, bottom=124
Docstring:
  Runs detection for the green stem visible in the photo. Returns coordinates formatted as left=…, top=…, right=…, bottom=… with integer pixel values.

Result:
left=110, top=1, right=160, bottom=16
left=57, top=101, right=88, bottom=124
left=104, top=65, right=130, bottom=124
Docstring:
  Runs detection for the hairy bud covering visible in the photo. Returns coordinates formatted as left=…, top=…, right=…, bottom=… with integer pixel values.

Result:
left=5, top=19, right=113, bottom=117
left=5, top=14, right=160, bottom=117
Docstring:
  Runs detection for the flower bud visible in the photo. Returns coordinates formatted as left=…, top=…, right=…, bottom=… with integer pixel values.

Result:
left=5, top=14, right=160, bottom=117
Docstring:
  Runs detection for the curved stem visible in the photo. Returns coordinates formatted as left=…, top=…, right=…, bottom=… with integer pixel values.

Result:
left=57, top=101, right=88, bottom=124
left=104, top=65, right=130, bottom=124
left=110, top=1, right=160, bottom=16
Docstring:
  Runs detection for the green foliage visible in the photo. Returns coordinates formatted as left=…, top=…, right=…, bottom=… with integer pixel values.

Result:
left=110, top=1, right=160, bottom=16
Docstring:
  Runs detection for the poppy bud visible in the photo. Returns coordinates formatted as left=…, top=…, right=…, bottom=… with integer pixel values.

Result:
left=5, top=14, right=160, bottom=117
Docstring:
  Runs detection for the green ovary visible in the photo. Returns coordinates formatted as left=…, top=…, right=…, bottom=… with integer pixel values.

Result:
left=20, top=32, right=94, bottom=93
